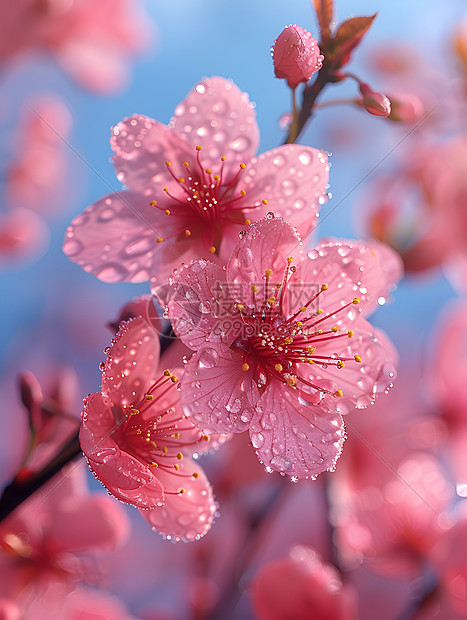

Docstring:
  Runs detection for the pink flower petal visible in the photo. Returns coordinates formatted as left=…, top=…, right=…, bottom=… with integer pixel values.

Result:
left=100, top=317, right=160, bottom=407
left=139, top=459, right=217, bottom=542
left=47, top=494, right=129, bottom=553
left=227, top=217, right=302, bottom=307
left=287, top=239, right=402, bottom=320
left=249, top=379, right=345, bottom=478
left=111, top=114, right=192, bottom=195
left=243, top=145, right=328, bottom=237
left=181, top=344, right=260, bottom=434
left=80, top=392, right=164, bottom=508
left=166, top=259, right=236, bottom=349
left=171, top=77, right=259, bottom=179
left=63, top=190, right=173, bottom=284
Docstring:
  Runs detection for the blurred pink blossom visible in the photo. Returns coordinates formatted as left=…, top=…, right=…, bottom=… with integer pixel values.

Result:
left=272, top=25, right=323, bottom=89
left=63, top=76, right=329, bottom=286
left=80, top=317, right=217, bottom=542
left=168, top=217, right=401, bottom=478
left=6, top=96, right=72, bottom=215
left=0, top=0, right=151, bottom=94
left=0, top=207, right=49, bottom=269
left=251, top=545, right=358, bottom=620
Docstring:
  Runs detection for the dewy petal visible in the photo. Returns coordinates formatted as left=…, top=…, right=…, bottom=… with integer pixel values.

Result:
left=243, top=145, right=328, bottom=238
left=227, top=217, right=302, bottom=306
left=171, top=76, right=259, bottom=179
left=298, top=318, right=397, bottom=415
left=139, top=459, right=216, bottom=542
left=111, top=114, right=192, bottom=195
left=80, top=392, right=164, bottom=508
left=167, top=259, right=236, bottom=349
left=63, top=190, right=181, bottom=284
left=101, top=317, right=160, bottom=407
left=250, top=379, right=345, bottom=478
left=287, top=239, right=403, bottom=320
left=181, top=344, right=260, bottom=434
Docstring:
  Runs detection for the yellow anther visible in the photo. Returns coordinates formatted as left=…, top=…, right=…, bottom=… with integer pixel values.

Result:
left=162, top=446, right=168, bottom=454
left=178, top=177, right=185, bottom=183
left=136, top=429, right=142, bottom=435
left=202, top=434, right=210, bottom=441
left=262, top=199, right=268, bottom=205
left=275, top=364, right=283, bottom=372
left=242, top=363, right=250, bottom=371
left=240, top=163, right=246, bottom=169
left=131, top=408, right=140, bottom=415
left=164, top=209, right=171, bottom=215
left=150, top=200, right=157, bottom=206
left=297, top=321, right=303, bottom=327
left=321, top=283, right=329, bottom=291
left=214, top=174, right=220, bottom=181
left=174, top=464, right=179, bottom=471
left=317, top=329, right=323, bottom=334
left=300, top=306, right=307, bottom=312
left=209, top=246, right=216, bottom=254
left=287, top=256, right=293, bottom=264
left=166, top=160, right=172, bottom=166
left=148, top=462, right=159, bottom=468
left=163, top=187, right=169, bottom=192
left=354, top=355, right=362, bottom=363
left=347, top=330, right=354, bottom=338
left=268, top=296, right=276, bottom=305
left=331, top=326, right=338, bottom=333
left=196, top=145, right=202, bottom=151
left=221, top=156, right=226, bottom=161
left=287, top=377, right=297, bottom=387
left=245, top=219, right=251, bottom=225
left=174, top=432, right=180, bottom=439
left=185, top=229, right=192, bottom=237
left=206, top=168, right=212, bottom=174
left=306, top=346, right=317, bottom=354
left=176, top=452, right=183, bottom=460
left=284, top=337, right=293, bottom=345
left=170, top=375, right=178, bottom=383
left=156, top=237, right=164, bottom=243
left=192, top=472, right=200, bottom=479
left=184, top=161, right=189, bottom=167
left=240, top=189, right=246, bottom=196
left=334, top=389, right=344, bottom=397
left=352, top=298, right=360, bottom=305
left=235, top=303, right=244, bottom=311
left=337, top=361, right=345, bottom=369
left=316, top=309, right=323, bottom=315
left=265, top=269, right=272, bottom=278
left=251, top=285, right=260, bottom=292
left=163, top=369, right=172, bottom=376
left=179, top=488, right=186, bottom=494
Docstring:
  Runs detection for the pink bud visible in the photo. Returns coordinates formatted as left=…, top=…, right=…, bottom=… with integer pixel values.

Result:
left=387, top=92, right=424, bottom=123
left=359, top=83, right=391, bottom=117
left=273, top=25, right=324, bottom=89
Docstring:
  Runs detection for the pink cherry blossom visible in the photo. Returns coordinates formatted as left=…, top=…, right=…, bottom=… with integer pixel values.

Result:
left=251, top=545, right=358, bottom=620
left=0, top=467, right=129, bottom=603
left=79, top=317, right=217, bottom=542
left=6, top=96, right=72, bottom=215
left=0, top=0, right=151, bottom=94
left=272, top=25, right=324, bottom=89
left=334, top=452, right=453, bottom=577
left=0, top=207, right=49, bottom=268
left=63, top=76, right=329, bottom=285
left=167, top=217, right=401, bottom=478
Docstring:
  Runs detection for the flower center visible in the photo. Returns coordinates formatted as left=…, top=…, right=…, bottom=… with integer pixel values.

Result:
left=150, top=146, right=267, bottom=253
left=230, top=259, right=362, bottom=398
left=116, top=371, right=209, bottom=490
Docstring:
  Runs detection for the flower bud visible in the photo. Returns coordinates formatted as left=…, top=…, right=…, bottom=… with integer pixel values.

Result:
left=359, top=82, right=391, bottom=117
left=272, top=25, right=324, bottom=89
left=387, top=92, right=424, bottom=123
